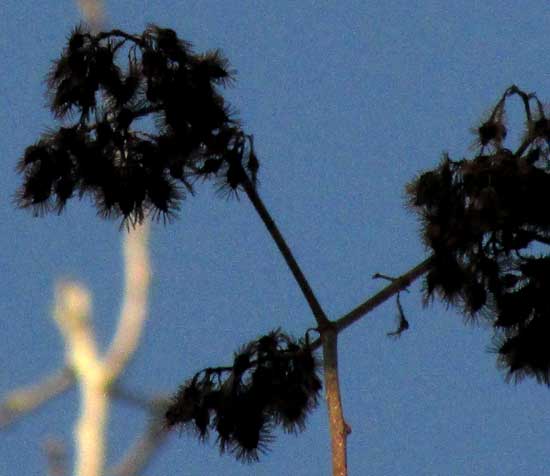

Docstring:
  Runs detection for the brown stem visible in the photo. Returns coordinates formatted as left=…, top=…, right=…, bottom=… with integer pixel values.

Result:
left=241, top=175, right=330, bottom=327
left=322, top=326, right=349, bottom=476
left=308, top=255, right=433, bottom=353
left=240, top=173, right=348, bottom=472
left=335, top=256, right=434, bottom=334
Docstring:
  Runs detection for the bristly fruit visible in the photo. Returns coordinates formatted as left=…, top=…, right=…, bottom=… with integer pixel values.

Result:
left=16, top=24, right=260, bottom=227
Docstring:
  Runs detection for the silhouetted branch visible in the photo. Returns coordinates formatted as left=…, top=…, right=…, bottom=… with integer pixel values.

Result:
left=241, top=174, right=330, bottom=328
left=240, top=173, right=354, bottom=473
left=335, top=257, right=434, bottom=336
left=94, top=29, right=145, bottom=45
left=387, top=293, right=410, bottom=338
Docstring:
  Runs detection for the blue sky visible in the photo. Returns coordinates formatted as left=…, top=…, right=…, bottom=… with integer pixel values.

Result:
left=2, top=1, right=550, bottom=475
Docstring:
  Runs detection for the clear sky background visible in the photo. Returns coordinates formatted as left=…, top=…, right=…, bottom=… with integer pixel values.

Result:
left=2, top=1, right=550, bottom=475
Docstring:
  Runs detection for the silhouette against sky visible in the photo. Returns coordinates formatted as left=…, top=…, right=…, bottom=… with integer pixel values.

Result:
left=2, top=1, right=550, bottom=475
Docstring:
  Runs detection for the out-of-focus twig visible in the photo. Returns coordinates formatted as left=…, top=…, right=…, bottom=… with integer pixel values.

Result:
left=43, top=436, right=68, bottom=476
left=0, top=368, right=74, bottom=428
left=54, top=281, right=106, bottom=476
left=104, top=221, right=151, bottom=383
left=77, top=0, right=105, bottom=32
left=51, top=221, right=151, bottom=476
left=109, top=384, right=159, bottom=412
left=109, top=398, right=172, bottom=476
left=2, top=4, right=157, bottom=475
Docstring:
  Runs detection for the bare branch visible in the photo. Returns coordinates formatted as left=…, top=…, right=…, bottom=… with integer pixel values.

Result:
left=241, top=175, right=330, bottom=327
left=104, top=222, right=151, bottom=382
left=53, top=282, right=107, bottom=476
left=109, top=384, right=161, bottom=412
left=109, top=402, right=172, bottom=476
left=335, top=256, right=433, bottom=334
left=77, top=0, right=104, bottom=33
left=0, top=368, right=74, bottom=428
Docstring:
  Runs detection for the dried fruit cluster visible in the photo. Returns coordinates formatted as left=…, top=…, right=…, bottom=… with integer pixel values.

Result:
left=165, top=331, right=322, bottom=462
left=407, top=86, right=550, bottom=384
left=16, top=25, right=258, bottom=225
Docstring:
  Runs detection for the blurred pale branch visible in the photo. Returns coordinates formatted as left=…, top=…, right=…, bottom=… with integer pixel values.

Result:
left=0, top=368, right=74, bottom=428
left=54, top=281, right=99, bottom=376
left=70, top=2, right=156, bottom=471
left=109, top=398, right=172, bottom=476
left=52, top=221, right=151, bottom=476
left=104, top=223, right=151, bottom=383
left=43, top=436, right=69, bottom=476
left=2, top=2, right=166, bottom=473
left=53, top=280, right=106, bottom=476
left=77, top=0, right=104, bottom=32
left=109, top=384, right=164, bottom=412
left=0, top=220, right=153, bottom=476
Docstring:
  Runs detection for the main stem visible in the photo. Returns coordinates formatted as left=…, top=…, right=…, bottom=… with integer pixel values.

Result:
left=322, top=327, right=349, bottom=476
left=241, top=175, right=348, bottom=475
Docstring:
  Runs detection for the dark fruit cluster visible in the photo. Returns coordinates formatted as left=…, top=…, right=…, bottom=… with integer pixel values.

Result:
left=16, top=24, right=259, bottom=226
left=165, top=330, right=322, bottom=462
left=407, top=86, right=550, bottom=384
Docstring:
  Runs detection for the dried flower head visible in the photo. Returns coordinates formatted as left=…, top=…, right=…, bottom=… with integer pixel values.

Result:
left=16, top=24, right=259, bottom=227
left=407, top=86, right=550, bottom=384
left=165, top=330, right=321, bottom=462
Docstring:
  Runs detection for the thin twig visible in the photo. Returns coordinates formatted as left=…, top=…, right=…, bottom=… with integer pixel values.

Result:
left=514, top=135, right=536, bottom=159
left=307, top=256, right=432, bottom=351
left=335, top=256, right=433, bottom=334
left=240, top=172, right=351, bottom=475
left=387, top=292, right=410, bottom=338
left=241, top=174, right=330, bottom=327
left=95, top=29, right=144, bottom=45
